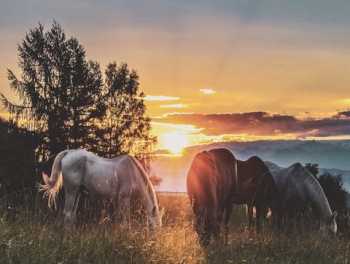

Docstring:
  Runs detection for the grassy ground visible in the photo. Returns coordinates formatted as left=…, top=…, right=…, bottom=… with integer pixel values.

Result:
left=0, top=193, right=350, bottom=264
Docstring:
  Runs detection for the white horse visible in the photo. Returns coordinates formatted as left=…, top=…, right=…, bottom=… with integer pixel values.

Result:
left=265, top=162, right=337, bottom=235
left=40, top=149, right=162, bottom=228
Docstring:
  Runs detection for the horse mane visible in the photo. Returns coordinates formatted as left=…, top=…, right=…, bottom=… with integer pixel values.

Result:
left=292, top=163, right=333, bottom=219
left=128, top=156, right=158, bottom=207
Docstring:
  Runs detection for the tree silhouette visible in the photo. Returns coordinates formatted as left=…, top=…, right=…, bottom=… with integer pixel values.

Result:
left=96, top=62, right=155, bottom=160
left=0, top=22, right=105, bottom=158
left=318, top=173, right=347, bottom=214
left=1, top=21, right=153, bottom=162
left=0, top=118, right=38, bottom=199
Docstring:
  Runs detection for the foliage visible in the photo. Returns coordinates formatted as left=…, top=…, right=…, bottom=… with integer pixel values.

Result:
left=96, top=62, right=155, bottom=159
left=305, top=163, right=349, bottom=232
left=0, top=118, right=39, bottom=204
left=318, top=173, right=348, bottom=213
left=0, top=22, right=105, bottom=157
left=1, top=21, right=154, bottom=162
left=305, top=163, right=348, bottom=213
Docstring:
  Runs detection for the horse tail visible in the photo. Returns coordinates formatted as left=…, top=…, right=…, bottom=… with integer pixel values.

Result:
left=39, top=150, right=70, bottom=209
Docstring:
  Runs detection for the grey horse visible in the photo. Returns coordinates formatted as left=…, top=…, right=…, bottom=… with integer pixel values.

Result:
left=265, top=162, right=337, bottom=235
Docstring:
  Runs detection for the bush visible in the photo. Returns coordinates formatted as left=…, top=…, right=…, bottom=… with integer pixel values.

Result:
left=0, top=119, right=39, bottom=206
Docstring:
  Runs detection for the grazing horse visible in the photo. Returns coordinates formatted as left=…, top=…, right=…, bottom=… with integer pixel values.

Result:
left=39, top=149, right=162, bottom=229
left=265, top=162, right=337, bottom=235
left=187, top=148, right=278, bottom=245
left=187, top=148, right=236, bottom=246
left=234, top=156, right=279, bottom=232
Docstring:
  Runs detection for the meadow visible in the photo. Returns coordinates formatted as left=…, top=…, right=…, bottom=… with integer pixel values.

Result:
left=1, top=193, right=350, bottom=264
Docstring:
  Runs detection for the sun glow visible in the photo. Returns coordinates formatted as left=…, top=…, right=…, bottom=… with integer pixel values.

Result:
left=159, top=132, right=189, bottom=155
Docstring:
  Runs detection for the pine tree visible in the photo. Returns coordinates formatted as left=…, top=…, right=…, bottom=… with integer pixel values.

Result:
left=1, top=22, right=154, bottom=163
left=97, top=62, right=155, bottom=164
left=1, top=22, right=105, bottom=158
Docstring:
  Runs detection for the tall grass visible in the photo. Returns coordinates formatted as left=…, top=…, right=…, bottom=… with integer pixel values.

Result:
left=0, top=193, right=350, bottom=263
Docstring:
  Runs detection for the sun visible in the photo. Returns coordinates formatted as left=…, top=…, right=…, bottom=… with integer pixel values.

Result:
left=160, top=132, right=189, bottom=155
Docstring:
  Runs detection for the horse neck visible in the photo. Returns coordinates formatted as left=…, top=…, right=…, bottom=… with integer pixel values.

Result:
left=141, top=180, right=158, bottom=212
left=305, top=176, right=332, bottom=220
left=131, top=157, right=158, bottom=213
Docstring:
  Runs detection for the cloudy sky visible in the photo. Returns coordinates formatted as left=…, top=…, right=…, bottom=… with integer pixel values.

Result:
left=1, top=1, right=350, bottom=150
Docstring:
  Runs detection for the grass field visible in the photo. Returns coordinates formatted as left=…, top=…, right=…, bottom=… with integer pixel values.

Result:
left=1, top=193, right=350, bottom=264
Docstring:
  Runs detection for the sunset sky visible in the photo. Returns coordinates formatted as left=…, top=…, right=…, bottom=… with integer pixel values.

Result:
left=1, top=1, right=350, bottom=152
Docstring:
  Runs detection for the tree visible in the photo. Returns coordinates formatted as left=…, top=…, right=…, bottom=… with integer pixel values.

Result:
left=1, top=21, right=154, bottom=165
left=318, top=173, right=347, bottom=214
left=305, top=163, right=347, bottom=215
left=0, top=117, right=39, bottom=202
left=1, top=21, right=105, bottom=158
left=96, top=62, right=155, bottom=160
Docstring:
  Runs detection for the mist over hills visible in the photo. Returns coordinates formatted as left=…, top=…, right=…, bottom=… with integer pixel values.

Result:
left=151, top=140, right=350, bottom=192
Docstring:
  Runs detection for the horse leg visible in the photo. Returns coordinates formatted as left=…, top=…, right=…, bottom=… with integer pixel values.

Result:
left=223, top=203, right=233, bottom=244
left=63, top=187, right=80, bottom=227
left=204, top=208, right=214, bottom=246
left=248, top=205, right=254, bottom=230
left=272, top=208, right=282, bottom=232
left=256, top=206, right=263, bottom=233
left=194, top=207, right=210, bottom=247
left=118, top=194, right=131, bottom=227
left=215, top=206, right=225, bottom=241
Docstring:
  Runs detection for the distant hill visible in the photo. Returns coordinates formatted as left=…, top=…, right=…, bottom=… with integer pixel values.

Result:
left=151, top=140, right=350, bottom=192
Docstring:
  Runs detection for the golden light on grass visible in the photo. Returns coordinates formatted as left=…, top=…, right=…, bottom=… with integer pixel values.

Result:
left=159, top=132, right=189, bottom=155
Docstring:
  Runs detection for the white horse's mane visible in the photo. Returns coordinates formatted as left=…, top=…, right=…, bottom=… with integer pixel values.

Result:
left=128, top=156, right=158, bottom=208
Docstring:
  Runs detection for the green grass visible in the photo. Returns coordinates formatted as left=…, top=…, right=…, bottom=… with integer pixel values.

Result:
left=0, top=194, right=350, bottom=263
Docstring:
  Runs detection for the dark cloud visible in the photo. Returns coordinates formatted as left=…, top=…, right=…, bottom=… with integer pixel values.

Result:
left=156, top=111, right=350, bottom=137
left=335, top=111, right=350, bottom=118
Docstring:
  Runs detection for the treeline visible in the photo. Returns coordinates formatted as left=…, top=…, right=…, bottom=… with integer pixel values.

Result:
left=0, top=118, right=38, bottom=194
left=0, top=22, right=154, bottom=204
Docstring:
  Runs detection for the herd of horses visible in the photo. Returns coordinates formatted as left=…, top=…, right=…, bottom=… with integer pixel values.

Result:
left=40, top=148, right=338, bottom=246
left=187, top=148, right=337, bottom=245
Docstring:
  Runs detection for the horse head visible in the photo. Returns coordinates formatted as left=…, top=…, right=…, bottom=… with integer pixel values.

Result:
left=320, top=211, right=337, bottom=236
left=148, top=205, right=163, bottom=229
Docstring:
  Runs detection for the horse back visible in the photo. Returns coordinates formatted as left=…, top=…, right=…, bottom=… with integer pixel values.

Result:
left=187, top=148, right=236, bottom=209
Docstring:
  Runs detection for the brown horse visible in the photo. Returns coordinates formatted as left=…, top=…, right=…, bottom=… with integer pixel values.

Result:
left=187, top=148, right=236, bottom=246
left=234, top=156, right=279, bottom=232
left=187, top=148, right=278, bottom=246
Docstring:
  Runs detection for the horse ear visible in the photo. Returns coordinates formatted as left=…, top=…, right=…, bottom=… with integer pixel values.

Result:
left=42, top=172, right=50, bottom=185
